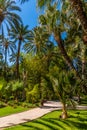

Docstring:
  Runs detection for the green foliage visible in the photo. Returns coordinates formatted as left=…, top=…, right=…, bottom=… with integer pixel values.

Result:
left=0, top=78, right=6, bottom=90
left=21, top=102, right=36, bottom=108
left=26, top=84, right=40, bottom=103
left=0, top=80, right=24, bottom=102
left=0, top=101, right=6, bottom=108
left=41, top=77, right=54, bottom=100
left=12, top=81, right=23, bottom=92
left=49, top=65, right=76, bottom=105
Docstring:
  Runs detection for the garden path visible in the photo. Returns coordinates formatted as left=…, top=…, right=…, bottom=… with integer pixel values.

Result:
left=0, top=101, right=87, bottom=129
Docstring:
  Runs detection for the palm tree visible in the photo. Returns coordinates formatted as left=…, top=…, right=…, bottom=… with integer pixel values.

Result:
left=49, top=67, right=76, bottom=119
left=0, top=0, right=22, bottom=34
left=0, top=35, right=16, bottom=79
left=9, top=24, right=30, bottom=79
left=24, top=26, right=50, bottom=56
left=19, top=0, right=87, bottom=34
left=39, top=4, right=80, bottom=78
left=37, top=0, right=87, bottom=34
left=0, top=37, right=16, bottom=66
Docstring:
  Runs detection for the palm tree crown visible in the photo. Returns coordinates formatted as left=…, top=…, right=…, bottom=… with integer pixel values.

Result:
left=24, top=26, right=51, bottom=56
left=0, top=0, right=22, bottom=34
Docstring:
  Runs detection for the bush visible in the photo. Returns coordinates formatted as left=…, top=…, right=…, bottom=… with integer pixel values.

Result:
left=0, top=101, right=6, bottom=108
left=21, top=102, right=37, bottom=108
left=26, top=84, right=40, bottom=103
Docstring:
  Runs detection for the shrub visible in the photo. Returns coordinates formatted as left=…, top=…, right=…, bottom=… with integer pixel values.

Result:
left=26, top=84, right=40, bottom=103
left=0, top=101, right=6, bottom=108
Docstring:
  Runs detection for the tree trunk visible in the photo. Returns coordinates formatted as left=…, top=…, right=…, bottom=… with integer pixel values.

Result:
left=54, top=33, right=80, bottom=78
left=69, top=0, right=87, bottom=34
left=81, top=44, right=86, bottom=80
left=4, top=47, right=7, bottom=80
left=16, top=40, right=21, bottom=79
left=60, top=103, right=68, bottom=119
left=82, top=60, right=85, bottom=79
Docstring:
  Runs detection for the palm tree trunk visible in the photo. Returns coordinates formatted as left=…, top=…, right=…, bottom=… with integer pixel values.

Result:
left=16, top=40, right=21, bottom=79
left=81, top=44, right=86, bottom=80
left=54, top=33, right=80, bottom=78
left=69, top=0, right=87, bottom=34
left=4, top=47, right=7, bottom=79
left=82, top=60, right=85, bottom=79
left=61, top=102, right=68, bottom=119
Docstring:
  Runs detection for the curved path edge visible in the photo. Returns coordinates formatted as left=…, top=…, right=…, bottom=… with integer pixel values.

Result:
left=0, top=101, right=87, bottom=129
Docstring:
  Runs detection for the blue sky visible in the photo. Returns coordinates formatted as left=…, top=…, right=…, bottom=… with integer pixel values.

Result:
left=17, top=0, right=38, bottom=29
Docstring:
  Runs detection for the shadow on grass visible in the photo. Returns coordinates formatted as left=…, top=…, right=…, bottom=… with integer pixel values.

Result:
left=9, top=110, right=87, bottom=130
left=21, top=124, right=42, bottom=130
left=20, top=118, right=65, bottom=130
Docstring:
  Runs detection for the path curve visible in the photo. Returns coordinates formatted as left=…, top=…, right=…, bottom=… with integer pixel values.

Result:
left=0, top=101, right=62, bottom=129
left=0, top=101, right=87, bottom=129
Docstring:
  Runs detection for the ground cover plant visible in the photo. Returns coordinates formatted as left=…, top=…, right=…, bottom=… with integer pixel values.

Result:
left=5, top=110, right=87, bottom=130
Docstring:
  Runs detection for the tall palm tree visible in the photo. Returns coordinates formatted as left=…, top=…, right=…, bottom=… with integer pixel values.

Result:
left=0, top=0, right=22, bottom=34
left=9, top=24, right=30, bottom=79
left=39, top=3, right=80, bottom=78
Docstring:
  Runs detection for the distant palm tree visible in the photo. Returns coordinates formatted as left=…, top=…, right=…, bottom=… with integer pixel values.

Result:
left=24, top=26, right=50, bottom=56
left=9, top=24, right=30, bottom=79
left=0, top=35, right=16, bottom=78
left=0, top=38, right=16, bottom=66
left=0, top=0, right=22, bottom=34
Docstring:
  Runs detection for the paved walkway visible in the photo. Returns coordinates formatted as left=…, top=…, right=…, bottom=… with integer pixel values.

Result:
left=0, top=101, right=62, bottom=129
left=0, top=101, right=87, bottom=129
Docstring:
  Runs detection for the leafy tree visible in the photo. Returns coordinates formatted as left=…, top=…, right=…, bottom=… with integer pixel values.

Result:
left=21, top=54, right=56, bottom=101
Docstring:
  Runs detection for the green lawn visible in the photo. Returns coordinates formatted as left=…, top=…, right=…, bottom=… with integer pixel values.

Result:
left=0, top=106, right=29, bottom=117
left=5, top=110, right=87, bottom=130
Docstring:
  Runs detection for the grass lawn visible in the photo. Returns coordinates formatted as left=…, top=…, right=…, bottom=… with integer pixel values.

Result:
left=0, top=106, right=30, bottom=117
left=5, top=110, right=87, bottom=130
